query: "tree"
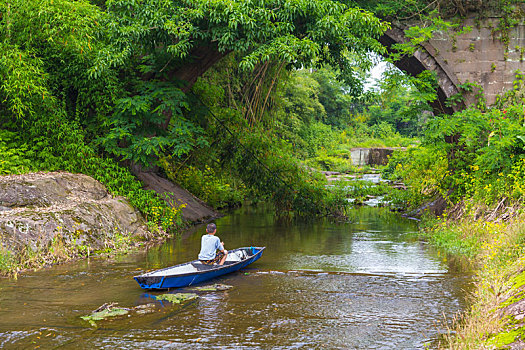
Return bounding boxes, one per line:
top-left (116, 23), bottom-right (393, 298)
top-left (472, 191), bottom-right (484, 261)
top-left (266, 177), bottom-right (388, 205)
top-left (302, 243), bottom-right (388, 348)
top-left (0, 0), bottom-right (390, 217)
top-left (100, 0), bottom-right (389, 89)
top-left (92, 0), bottom-right (390, 164)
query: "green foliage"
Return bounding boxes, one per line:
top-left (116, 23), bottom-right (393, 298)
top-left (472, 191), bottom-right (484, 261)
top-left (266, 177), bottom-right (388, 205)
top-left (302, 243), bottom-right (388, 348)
top-left (155, 293), bottom-right (198, 304)
top-left (306, 150), bottom-right (354, 173)
top-left (308, 67), bottom-right (359, 127)
top-left (97, 81), bottom-right (207, 167)
top-left (353, 0), bottom-right (523, 20)
top-left (0, 0), bottom-right (182, 231)
top-left (216, 125), bottom-right (348, 216)
top-left (26, 115), bottom-right (184, 232)
top-left (331, 178), bottom-right (391, 201)
top-left (298, 121), bottom-right (338, 157)
top-left (354, 69), bottom-right (437, 138)
top-left (161, 160), bottom-right (244, 209)
top-left (269, 66), bottom-right (420, 173)
top-left (387, 72), bottom-right (525, 210)
top-left (101, 0), bottom-right (389, 78)
top-left (419, 217), bottom-right (482, 257)
top-left (383, 145), bottom-right (448, 209)
top-left (424, 104), bottom-right (525, 204)
top-left (81, 307), bottom-right (129, 327)
top-left (0, 247), bottom-right (15, 274)
top-left (495, 71), bottom-right (525, 108)
top-left (277, 71), bottom-right (327, 127)
top-left (449, 81), bottom-right (487, 111)
top-left (390, 13), bottom-right (456, 59)
top-left (0, 0), bottom-right (428, 224)
top-left (0, 130), bottom-right (34, 175)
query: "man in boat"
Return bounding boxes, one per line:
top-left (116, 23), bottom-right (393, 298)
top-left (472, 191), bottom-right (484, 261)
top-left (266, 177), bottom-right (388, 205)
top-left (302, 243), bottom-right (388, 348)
top-left (198, 223), bottom-right (228, 265)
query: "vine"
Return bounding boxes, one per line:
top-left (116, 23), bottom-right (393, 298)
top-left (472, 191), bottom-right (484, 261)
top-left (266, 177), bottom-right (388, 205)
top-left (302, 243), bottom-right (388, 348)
top-left (446, 81), bottom-right (487, 111)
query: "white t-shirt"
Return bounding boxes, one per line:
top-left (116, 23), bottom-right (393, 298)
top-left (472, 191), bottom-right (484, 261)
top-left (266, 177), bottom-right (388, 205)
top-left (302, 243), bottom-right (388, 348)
top-left (198, 234), bottom-right (224, 260)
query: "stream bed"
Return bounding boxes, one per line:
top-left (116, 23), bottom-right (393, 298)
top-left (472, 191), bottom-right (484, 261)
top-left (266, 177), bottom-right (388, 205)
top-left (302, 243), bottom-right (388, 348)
top-left (0, 206), bottom-right (471, 349)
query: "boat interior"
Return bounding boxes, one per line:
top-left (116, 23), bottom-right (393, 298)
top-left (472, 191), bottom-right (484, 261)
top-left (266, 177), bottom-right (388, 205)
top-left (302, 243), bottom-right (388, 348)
top-left (145, 248), bottom-right (255, 276)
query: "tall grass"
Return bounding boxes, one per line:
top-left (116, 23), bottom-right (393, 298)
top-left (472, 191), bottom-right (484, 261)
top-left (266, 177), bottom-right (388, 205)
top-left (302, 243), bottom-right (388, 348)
top-left (427, 210), bottom-right (525, 349)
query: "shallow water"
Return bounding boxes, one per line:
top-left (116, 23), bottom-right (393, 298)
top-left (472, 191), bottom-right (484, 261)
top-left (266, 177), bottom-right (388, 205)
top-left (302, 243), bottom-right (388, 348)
top-left (0, 206), bottom-right (471, 349)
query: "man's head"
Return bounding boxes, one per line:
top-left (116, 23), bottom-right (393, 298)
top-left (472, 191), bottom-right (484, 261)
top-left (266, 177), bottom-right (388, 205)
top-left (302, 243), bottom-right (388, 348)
top-left (206, 223), bottom-right (217, 234)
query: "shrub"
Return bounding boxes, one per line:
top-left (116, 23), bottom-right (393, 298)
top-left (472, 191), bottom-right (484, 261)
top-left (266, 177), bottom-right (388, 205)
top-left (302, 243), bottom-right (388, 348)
top-left (0, 129), bottom-right (34, 175)
top-left (161, 160), bottom-right (245, 209)
top-left (383, 145), bottom-right (448, 209)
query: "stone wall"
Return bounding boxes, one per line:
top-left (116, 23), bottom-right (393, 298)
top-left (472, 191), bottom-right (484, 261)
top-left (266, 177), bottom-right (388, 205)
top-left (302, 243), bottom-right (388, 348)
top-left (430, 17), bottom-right (525, 106)
top-left (382, 17), bottom-right (525, 112)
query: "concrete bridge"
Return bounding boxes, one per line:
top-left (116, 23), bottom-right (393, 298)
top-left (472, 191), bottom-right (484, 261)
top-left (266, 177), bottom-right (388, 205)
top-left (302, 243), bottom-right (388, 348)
top-left (381, 17), bottom-right (525, 114)
top-left (173, 14), bottom-right (525, 115)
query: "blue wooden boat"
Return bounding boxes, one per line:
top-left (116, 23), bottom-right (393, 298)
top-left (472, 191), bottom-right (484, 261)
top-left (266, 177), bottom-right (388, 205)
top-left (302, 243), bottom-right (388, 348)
top-left (134, 246), bottom-right (265, 289)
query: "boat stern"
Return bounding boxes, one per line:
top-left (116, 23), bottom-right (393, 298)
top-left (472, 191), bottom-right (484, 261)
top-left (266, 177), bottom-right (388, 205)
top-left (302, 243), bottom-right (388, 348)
top-left (134, 275), bottom-right (164, 289)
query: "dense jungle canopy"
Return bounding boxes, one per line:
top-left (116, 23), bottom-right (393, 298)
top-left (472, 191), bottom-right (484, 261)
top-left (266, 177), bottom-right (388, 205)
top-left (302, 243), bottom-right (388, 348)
top-left (0, 0), bottom-right (393, 220)
top-left (1, 0), bottom-right (525, 224)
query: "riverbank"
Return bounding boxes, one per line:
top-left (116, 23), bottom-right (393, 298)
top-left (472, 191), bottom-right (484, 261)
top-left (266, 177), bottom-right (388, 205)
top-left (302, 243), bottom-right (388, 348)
top-left (0, 205), bottom-right (469, 349)
top-left (0, 172), bottom-right (220, 277)
top-left (420, 201), bottom-right (525, 349)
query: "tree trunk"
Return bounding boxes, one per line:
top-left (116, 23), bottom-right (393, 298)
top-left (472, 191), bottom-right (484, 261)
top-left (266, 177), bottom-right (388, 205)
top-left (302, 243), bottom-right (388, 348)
top-left (169, 45), bottom-right (230, 92)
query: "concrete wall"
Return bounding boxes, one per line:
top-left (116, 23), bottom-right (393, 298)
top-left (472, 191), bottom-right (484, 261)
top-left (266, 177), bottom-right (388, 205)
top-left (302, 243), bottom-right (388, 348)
top-left (350, 148), bottom-right (397, 166)
top-left (429, 17), bottom-right (525, 106)
top-left (351, 148), bottom-right (370, 166)
top-left (382, 17), bottom-right (525, 111)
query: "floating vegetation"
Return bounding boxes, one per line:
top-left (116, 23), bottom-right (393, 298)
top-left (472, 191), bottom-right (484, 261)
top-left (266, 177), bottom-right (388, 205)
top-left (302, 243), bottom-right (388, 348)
top-left (155, 293), bottom-right (198, 304)
top-left (80, 302), bottom-right (162, 326)
top-left (190, 284), bottom-right (233, 292)
top-left (80, 303), bottom-right (129, 327)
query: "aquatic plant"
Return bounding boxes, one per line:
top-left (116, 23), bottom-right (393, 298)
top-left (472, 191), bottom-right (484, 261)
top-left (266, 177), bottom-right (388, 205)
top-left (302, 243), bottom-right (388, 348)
top-left (155, 293), bottom-right (198, 304)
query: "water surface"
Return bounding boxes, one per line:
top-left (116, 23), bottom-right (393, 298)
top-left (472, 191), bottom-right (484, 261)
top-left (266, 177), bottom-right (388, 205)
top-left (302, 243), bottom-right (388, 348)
top-left (0, 206), bottom-right (471, 349)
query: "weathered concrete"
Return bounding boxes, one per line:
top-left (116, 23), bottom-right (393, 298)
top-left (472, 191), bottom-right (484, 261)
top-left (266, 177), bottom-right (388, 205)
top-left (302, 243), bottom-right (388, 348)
top-left (350, 148), bottom-right (400, 166)
top-left (429, 17), bottom-right (525, 107)
top-left (350, 148), bottom-right (370, 167)
top-left (381, 16), bottom-right (525, 113)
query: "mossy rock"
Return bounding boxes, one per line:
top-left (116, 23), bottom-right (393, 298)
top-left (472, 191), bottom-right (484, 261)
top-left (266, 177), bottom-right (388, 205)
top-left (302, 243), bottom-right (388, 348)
top-left (155, 293), bottom-right (198, 304)
top-left (81, 307), bottom-right (129, 326)
top-left (134, 303), bottom-right (157, 315)
top-left (191, 284), bottom-right (233, 292)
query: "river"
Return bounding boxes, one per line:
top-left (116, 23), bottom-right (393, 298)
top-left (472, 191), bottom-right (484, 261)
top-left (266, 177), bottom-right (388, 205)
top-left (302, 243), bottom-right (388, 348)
top-left (0, 206), bottom-right (471, 349)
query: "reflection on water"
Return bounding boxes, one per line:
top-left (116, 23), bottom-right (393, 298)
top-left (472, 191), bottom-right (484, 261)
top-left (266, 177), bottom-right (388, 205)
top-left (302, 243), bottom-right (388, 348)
top-left (0, 206), bottom-right (471, 349)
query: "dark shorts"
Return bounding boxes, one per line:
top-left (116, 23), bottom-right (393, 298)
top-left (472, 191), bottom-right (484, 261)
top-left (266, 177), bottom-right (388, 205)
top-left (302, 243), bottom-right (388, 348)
top-left (200, 251), bottom-right (225, 265)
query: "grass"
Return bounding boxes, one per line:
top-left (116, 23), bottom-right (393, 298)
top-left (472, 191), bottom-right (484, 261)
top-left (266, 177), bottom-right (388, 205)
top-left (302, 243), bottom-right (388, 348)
top-left (0, 229), bottom-right (148, 277)
top-left (0, 246), bottom-right (15, 273)
top-left (423, 208), bottom-right (525, 349)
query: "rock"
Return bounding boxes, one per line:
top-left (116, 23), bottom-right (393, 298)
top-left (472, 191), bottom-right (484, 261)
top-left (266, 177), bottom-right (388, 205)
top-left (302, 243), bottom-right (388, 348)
top-left (133, 170), bottom-right (221, 223)
top-left (321, 171), bottom-right (341, 176)
top-left (80, 302), bottom-right (160, 326)
top-left (133, 303), bottom-right (157, 315)
top-left (155, 293), bottom-right (198, 304)
top-left (0, 172), bottom-right (149, 255)
top-left (0, 172), bottom-right (107, 208)
top-left (191, 283), bottom-right (233, 292)
top-left (81, 303), bottom-right (129, 326)
top-left (408, 192), bottom-right (450, 218)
